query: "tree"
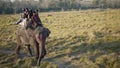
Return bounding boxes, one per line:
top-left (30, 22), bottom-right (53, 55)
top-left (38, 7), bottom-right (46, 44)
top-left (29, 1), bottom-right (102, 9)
top-left (92, 0), bottom-right (100, 8)
top-left (100, 0), bottom-right (107, 8)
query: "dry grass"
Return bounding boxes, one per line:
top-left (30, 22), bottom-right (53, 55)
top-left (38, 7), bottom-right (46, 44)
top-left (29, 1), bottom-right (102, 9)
top-left (0, 9), bottom-right (120, 68)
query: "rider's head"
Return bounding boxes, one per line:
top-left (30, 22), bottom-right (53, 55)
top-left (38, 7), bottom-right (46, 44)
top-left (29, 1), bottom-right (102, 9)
top-left (25, 8), bottom-right (29, 11)
top-left (22, 8), bottom-right (26, 14)
top-left (28, 9), bottom-right (33, 18)
top-left (35, 9), bottom-right (38, 12)
top-left (33, 11), bottom-right (38, 18)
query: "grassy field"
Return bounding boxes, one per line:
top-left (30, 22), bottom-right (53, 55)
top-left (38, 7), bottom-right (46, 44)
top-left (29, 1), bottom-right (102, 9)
top-left (0, 9), bottom-right (120, 68)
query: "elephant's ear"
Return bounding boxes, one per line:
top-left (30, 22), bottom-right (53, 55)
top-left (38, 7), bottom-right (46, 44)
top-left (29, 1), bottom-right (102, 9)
top-left (45, 28), bottom-right (51, 37)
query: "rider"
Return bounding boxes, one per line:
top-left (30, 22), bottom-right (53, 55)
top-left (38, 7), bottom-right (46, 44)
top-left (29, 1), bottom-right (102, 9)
top-left (32, 10), bottom-right (43, 27)
top-left (25, 9), bottom-right (43, 29)
top-left (16, 8), bottom-right (43, 30)
top-left (16, 8), bottom-right (29, 24)
top-left (35, 9), bottom-right (42, 26)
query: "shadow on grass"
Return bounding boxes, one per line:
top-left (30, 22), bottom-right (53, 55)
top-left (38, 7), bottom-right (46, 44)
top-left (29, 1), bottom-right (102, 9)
top-left (0, 35), bottom-right (120, 68)
top-left (47, 35), bottom-right (120, 56)
top-left (45, 36), bottom-right (120, 68)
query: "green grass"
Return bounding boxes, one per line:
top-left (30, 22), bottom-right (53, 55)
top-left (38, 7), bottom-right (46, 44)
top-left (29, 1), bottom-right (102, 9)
top-left (0, 9), bottom-right (120, 68)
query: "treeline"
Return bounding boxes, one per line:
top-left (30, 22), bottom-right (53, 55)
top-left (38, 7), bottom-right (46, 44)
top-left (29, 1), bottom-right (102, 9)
top-left (0, 0), bottom-right (120, 14)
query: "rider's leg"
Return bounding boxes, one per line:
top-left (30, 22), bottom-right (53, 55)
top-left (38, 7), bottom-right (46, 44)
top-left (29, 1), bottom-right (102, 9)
top-left (16, 18), bottom-right (24, 24)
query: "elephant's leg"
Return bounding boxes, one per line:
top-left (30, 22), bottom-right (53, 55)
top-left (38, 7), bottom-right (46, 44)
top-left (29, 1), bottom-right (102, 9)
top-left (16, 44), bottom-right (21, 55)
top-left (36, 34), bottom-right (47, 66)
top-left (30, 38), bottom-right (39, 59)
top-left (26, 44), bottom-right (32, 56)
top-left (36, 42), bottom-right (44, 66)
top-left (35, 42), bottom-right (39, 59)
top-left (16, 35), bottom-right (22, 55)
top-left (32, 42), bottom-right (39, 59)
top-left (41, 46), bottom-right (46, 59)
